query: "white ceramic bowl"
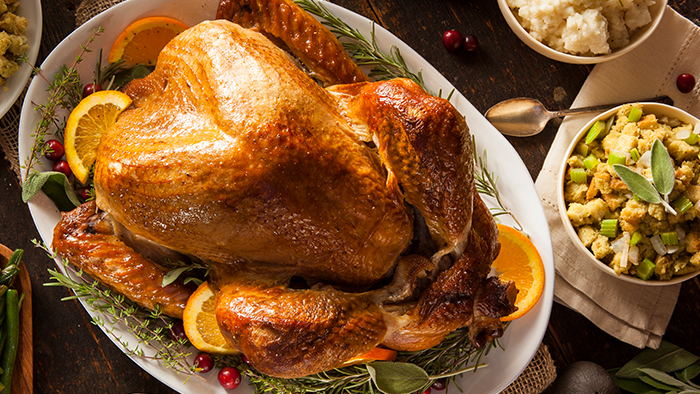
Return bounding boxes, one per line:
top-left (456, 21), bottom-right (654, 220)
top-left (557, 103), bottom-right (700, 286)
top-left (496, 0), bottom-right (667, 64)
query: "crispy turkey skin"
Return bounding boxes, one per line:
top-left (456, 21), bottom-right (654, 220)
top-left (53, 10), bottom-right (517, 379)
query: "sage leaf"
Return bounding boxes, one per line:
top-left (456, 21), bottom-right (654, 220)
top-left (22, 171), bottom-right (80, 211)
top-left (678, 391), bottom-right (700, 394)
top-left (367, 362), bottom-right (429, 394)
top-left (676, 360), bottom-right (700, 382)
top-left (112, 64), bottom-right (154, 90)
top-left (162, 267), bottom-right (190, 287)
top-left (613, 164), bottom-right (662, 204)
top-left (639, 374), bottom-right (685, 391)
top-left (651, 138), bottom-right (675, 196)
top-left (611, 374), bottom-right (662, 394)
top-left (617, 341), bottom-right (700, 379)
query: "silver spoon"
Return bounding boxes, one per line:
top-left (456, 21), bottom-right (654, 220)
top-left (485, 95), bottom-right (672, 137)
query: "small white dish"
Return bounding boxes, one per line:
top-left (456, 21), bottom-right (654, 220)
top-left (558, 103), bottom-right (700, 286)
top-left (0, 0), bottom-right (42, 118)
top-left (496, 0), bottom-right (667, 64)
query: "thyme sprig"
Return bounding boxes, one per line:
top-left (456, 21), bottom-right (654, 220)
top-left (294, 0), bottom-right (428, 92)
top-left (213, 327), bottom-right (499, 394)
top-left (36, 241), bottom-right (196, 377)
top-left (473, 137), bottom-right (522, 230)
top-left (21, 28), bottom-right (104, 183)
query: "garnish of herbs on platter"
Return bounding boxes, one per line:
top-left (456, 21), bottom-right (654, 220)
top-left (18, 1), bottom-right (546, 393)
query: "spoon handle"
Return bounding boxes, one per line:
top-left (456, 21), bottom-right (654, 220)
top-left (549, 95), bottom-right (673, 118)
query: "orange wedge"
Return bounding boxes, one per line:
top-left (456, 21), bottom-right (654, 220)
top-left (493, 224), bottom-right (545, 321)
top-left (183, 282), bottom-right (239, 355)
top-left (108, 16), bottom-right (188, 66)
top-left (64, 90), bottom-right (132, 184)
top-left (338, 347), bottom-right (398, 367)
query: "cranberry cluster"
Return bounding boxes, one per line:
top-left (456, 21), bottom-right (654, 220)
top-left (442, 30), bottom-right (478, 53)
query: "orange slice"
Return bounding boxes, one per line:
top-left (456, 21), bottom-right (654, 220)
top-left (108, 16), bottom-right (188, 66)
top-left (183, 282), bottom-right (239, 355)
top-left (64, 90), bottom-right (132, 184)
top-left (493, 224), bottom-right (545, 321)
top-left (338, 347), bottom-right (398, 367)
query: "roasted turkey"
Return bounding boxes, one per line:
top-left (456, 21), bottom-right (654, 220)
top-left (52, 0), bottom-right (517, 379)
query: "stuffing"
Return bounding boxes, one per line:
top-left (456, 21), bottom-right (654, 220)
top-left (564, 103), bottom-right (700, 280)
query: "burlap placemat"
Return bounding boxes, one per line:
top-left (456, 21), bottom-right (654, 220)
top-left (0, 87), bottom-right (24, 180)
top-left (0, 0), bottom-right (558, 392)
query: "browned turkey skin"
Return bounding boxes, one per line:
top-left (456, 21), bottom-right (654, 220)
top-left (51, 0), bottom-right (517, 379)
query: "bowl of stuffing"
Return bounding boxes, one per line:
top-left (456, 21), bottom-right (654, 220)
top-left (497, 0), bottom-right (667, 64)
top-left (558, 103), bottom-right (700, 285)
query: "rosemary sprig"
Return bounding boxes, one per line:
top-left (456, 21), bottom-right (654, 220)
top-left (294, 0), bottom-right (428, 92)
top-left (21, 28), bottom-right (104, 183)
top-left (37, 241), bottom-right (196, 376)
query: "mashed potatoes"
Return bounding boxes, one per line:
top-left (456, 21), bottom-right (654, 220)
top-left (506, 0), bottom-right (656, 56)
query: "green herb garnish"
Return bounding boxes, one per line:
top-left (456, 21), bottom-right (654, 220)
top-left (296, 0), bottom-right (427, 92)
top-left (611, 340), bottom-right (700, 390)
top-left (613, 139), bottom-right (677, 214)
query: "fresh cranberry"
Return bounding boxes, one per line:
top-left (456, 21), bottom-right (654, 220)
top-left (169, 320), bottom-right (186, 341)
top-left (442, 30), bottom-right (463, 52)
top-left (218, 366), bottom-right (242, 390)
top-left (241, 354), bottom-right (250, 364)
top-left (677, 73), bottom-right (696, 93)
top-left (463, 34), bottom-right (478, 51)
top-left (82, 83), bottom-right (103, 98)
top-left (194, 353), bottom-right (214, 373)
top-left (431, 378), bottom-right (447, 390)
top-left (421, 388), bottom-right (432, 394)
top-left (44, 139), bottom-right (65, 161)
top-left (80, 188), bottom-right (92, 201)
top-left (52, 160), bottom-right (71, 177)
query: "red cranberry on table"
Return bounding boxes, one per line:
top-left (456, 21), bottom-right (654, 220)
top-left (194, 353), bottom-right (214, 373)
top-left (677, 73), bottom-right (696, 93)
top-left (218, 366), bottom-right (242, 390)
top-left (52, 160), bottom-right (71, 177)
top-left (463, 34), bottom-right (478, 51)
top-left (44, 139), bottom-right (65, 161)
top-left (442, 29), bottom-right (463, 52)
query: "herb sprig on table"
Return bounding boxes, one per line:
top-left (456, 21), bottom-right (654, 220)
top-left (609, 341), bottom-right (700, 394)
top-left (295, 0), bottom-right (428, 92)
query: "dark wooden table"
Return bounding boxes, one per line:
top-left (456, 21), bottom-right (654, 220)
top-left (1, 0), bottom-right (699, 392)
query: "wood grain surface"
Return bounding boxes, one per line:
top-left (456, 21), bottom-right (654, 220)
top-left (0, 245), bottom-right (32, 394)
top-left (0, 0), bottom-right (697, 393)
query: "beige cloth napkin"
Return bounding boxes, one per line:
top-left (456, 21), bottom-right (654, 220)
top-left (536, 6), bottom-right (700, 349)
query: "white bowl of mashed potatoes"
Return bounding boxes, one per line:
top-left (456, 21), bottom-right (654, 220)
top-left (558, 103), bottom-right (700, 285)
top-left (497, 0), bottom-right (667, 64)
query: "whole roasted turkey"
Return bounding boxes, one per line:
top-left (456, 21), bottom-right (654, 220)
top-left (52, 0), bottom-right (517, 379)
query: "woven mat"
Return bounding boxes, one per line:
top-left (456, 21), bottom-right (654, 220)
top-left (1, 0), bottom-right (558, 392)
